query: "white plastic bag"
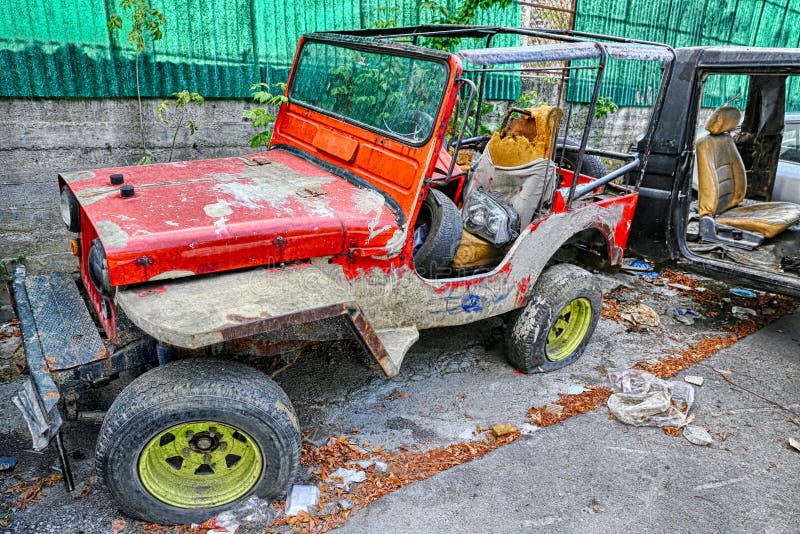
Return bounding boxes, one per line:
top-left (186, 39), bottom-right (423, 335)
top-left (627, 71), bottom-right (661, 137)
top-left (607, 369), bottom-right (695, 427)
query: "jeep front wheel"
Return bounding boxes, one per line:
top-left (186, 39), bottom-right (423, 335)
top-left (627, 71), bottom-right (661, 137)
top-left (506, 264), bottom-right (602, 373)
top-left (95, 359), bottom-right (301, 525)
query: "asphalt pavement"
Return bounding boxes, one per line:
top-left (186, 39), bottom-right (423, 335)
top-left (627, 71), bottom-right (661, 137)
top-left (342, 310), bottom-right (800, 533)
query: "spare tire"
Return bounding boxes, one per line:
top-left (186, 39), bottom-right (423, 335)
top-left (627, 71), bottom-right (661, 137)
top-left (555, 137), bottom-right (607, 179)
top-left (413, 189), bottom-right (462, 278)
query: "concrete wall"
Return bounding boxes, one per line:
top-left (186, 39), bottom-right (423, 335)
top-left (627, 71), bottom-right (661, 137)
top-left (1, 98), bottom-right (255, 273)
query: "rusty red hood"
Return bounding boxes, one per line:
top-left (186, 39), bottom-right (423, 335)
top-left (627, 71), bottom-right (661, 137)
top-left (61, 149), bottom-right (402, 287)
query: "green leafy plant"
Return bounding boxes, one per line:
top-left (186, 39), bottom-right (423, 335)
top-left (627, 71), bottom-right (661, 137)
top-left (0, 253), bottom-right (26, 282)
top-left (157, 90), bottom-right (204, 162)
top-left (107, 0), bottom-right (167, 165)
top-left (242, 83), bottom-right (288, 148)
top-left (371, 6), bottom-right (399, 29)
top-left (420, 0), bottom-right (513, 50)
top-left (593, 96), bottom-right (619, 120)
top-left (517, 90), bottom-right (548, 109)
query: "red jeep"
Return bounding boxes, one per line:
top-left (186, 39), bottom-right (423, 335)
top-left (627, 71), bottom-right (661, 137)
top-left (9, 27), bottom-right (673, 523)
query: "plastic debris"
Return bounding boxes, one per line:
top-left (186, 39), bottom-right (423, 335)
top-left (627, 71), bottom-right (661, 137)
top-left (491, 423), bottom-right (518, 438)
top-left (374, 461), bottom-right (388, 472)
top-left (0, 456), bottom-right (17, 471)
top-left (337, 499), bottom-right (354, 510)
top-left (326, 467), bottom-right (366, 490)
top-left (684, 375), bottom-right (704, 386)
top-left (607, 369), bottom-right (694, 427)
top-left (195, 496), bottom-right (277, 533)
top-left (731, 306), bottom-right (757, 319)
top-left (458, 427), bottom-right (477, 441)
top-left (519, 423), bottom-right (539, 435)
top-left (621, 259), bottom-right (660, 277)
top-left (285, 485), bottom-right (320, 516)
top-left (620, 303), bottom-right (661, 328)
top-left (682, 425), bottom-right (713, 446)
top-left (673, 307), bottom-right (702, 325)
top-left (567, 384), bottom-right (586, 395)
top-left (730, 287), bottom-right (757, 298)
top-left (789, 438), bottom-right (800, 453)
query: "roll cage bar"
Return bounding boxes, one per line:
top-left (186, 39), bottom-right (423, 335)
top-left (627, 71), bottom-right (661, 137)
top-left (327, 25), bottom-right (676, 207)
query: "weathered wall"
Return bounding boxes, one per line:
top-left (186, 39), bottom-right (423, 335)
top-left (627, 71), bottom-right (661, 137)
top-left (0, 98), bottom-right (255, 273)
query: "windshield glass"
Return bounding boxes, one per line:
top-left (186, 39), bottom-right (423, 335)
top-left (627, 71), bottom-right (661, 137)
top-left (290, 40), bottom-right (449, 145)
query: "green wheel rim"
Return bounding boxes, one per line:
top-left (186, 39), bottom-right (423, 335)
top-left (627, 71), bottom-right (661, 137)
top-left (138, 421), bottom-right (263, 508)
top-left (545, 298), bottom-right (593, 361)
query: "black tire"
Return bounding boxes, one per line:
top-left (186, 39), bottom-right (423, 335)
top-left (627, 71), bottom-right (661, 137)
top-left (414, 189), bottom-right (463, 278)
top-left (556, 137), bottom-right (607, 179)
top-left (506, 264), bottom-right (602, 373)
top-left (95, 359), bottom-right (301, 525)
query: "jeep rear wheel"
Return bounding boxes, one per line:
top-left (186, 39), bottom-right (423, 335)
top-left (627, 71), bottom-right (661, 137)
top-left (95, 359), bottom-right (301, 525)
top-left (506, 264), bottom-right (602, 373)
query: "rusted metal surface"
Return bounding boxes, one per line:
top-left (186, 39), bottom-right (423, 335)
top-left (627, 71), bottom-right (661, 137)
top-left (9, 265), bottom-right (63, 449)
top-left (62, 150), bottom-right (402, 288)
top-left (24, 273), bottom-right (108, 371)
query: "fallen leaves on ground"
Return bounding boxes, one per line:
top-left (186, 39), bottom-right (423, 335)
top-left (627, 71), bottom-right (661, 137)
top-left (662, 426), bottom-right (681, 437)
top-left (529, 387), bottom-right (611, 428)
top-left (268, 431), bottom-right (519, 533)
top-left (3, 473), bottom-right (62, 510)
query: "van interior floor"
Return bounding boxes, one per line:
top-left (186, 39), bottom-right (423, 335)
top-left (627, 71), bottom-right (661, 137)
top-left (686, 220), bottom-right (800, 276)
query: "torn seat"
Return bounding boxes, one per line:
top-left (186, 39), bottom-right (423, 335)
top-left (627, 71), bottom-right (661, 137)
top-left (695, 106), bottom-right (800, 249)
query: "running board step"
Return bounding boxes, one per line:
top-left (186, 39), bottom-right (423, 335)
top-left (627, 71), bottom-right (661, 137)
top-left (25, 273), bottom-right (108, 371)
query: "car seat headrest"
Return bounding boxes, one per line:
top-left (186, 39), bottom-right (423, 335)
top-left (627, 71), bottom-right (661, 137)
top-left (705, 106), bottom-right (741, 135)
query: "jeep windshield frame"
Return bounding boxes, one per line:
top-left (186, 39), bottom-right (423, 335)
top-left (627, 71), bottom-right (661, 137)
top-left (287, 34), bottom-right (452, 147)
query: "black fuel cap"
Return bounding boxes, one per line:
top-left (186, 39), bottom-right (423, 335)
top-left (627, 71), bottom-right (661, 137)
top-left (120, 184), bottom-right (135, 198)
top-left (110, 173), bottom-right (124, 185)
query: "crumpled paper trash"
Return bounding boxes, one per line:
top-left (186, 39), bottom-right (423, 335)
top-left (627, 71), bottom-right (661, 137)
top-left (325, 467), bottom-right (366, 490)
top-left (607, 369), bottom-right (695, 427)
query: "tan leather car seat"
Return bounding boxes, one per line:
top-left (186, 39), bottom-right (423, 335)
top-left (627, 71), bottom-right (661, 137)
top-left (696, 106), bottom-right (800, 238)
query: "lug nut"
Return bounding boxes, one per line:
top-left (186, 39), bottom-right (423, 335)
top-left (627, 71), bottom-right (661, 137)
top-left (220, 442), bottom-right (227, 452)
top-left (110, 173), bottom-right (124, 185)
top-left (120, 184), bottom-right (135, 198)
top-left (204, 453), bottom-right (211, 465)
top-left (182, 447), bottom-right (190, 458)
top-left (208, 426), bottom-right (217, 437)
top-left (186, 430), bottom-right (194, 440)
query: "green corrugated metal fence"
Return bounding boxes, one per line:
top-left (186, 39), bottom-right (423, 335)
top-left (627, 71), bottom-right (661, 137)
top-left (571, 0), bottom-right (800, 109)
top-left (0, 0), bottom-right (520, 100)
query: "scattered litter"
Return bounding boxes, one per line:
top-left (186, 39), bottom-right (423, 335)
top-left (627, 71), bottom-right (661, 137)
top-left (567, 384), bottom-right (586, 395)
top-left (111, 519), bottom-right (126, 532)
top-left (351, 459), bottom-right (376, 469)
top-left (673, 307), bottom-right (702, 325)
top-left (607, 369), bottom-right (694, 427)
top-left (458, 427), bottom-right (477, 440)
top-left (667, 283), bottom-right (693, 291)
top-left (684, 375), bottom-right (704, 386)
top-left (620, 303), bottom-right (661, 328)
top-left (622, 259), bottom-right (660, 278)
top-left (348, 458), bottom-right (388, 472)
top-left (682, 425), bottom-right (713, 446)
top-left (519, 423), bottom-right (538, 435)
top-left (491, 423), bottom-right (518, 438)
top-left (338, 498), bottom-right (354, 510)
top-left (789, 438), bottom-right (800, 453)
top-left (325, 467), bottom-right (366, 490)
top-left (0, 456), bottom-right (16, 471)
top-left (195, 496), bottom-right (277, 533)
top-left (731, 306), bottom-right (757, 319)
top-left (285, 485), bottom-right (320, 516)
top-left (544, 403), bottom-right (564, 414)
top-left (730, 287), bottom-right (757, 298)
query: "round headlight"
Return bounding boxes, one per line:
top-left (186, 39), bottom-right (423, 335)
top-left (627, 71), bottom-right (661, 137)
top-left (60, 187), bottom-right (81, 232)
top-left (88, 239), bottom-right (113, 294)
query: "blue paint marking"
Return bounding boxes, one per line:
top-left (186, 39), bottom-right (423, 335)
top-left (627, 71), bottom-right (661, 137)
top-left (461, 293), bottom-right (484, 313)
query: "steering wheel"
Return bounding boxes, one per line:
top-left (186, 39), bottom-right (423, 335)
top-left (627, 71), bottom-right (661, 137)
top-left (383, 110), bottom-right (434, 142)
